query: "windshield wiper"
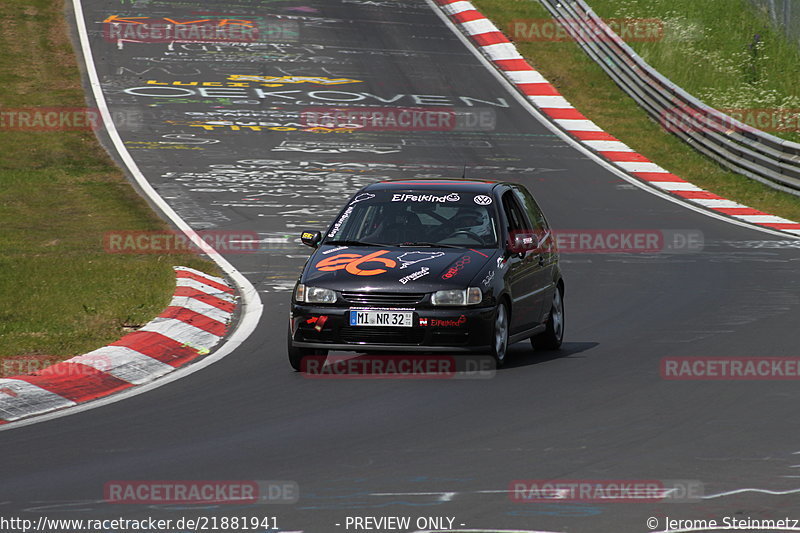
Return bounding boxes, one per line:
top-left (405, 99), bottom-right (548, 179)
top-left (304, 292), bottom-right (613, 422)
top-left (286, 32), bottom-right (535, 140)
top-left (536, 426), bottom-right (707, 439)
top-left (399, 241), bottom-right (463, 249)
top-left (324, 239), bottom-right (384, 247)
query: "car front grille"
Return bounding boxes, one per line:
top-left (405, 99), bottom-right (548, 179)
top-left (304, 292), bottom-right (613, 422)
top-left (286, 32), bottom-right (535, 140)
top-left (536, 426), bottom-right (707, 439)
top-left (340, 326), bottom-right (425, 345)
top-left (341, 291), bottom-right (425, 306)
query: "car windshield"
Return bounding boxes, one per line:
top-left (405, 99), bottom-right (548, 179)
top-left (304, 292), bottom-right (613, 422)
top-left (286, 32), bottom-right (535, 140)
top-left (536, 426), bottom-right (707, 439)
top-left (325, 190), bottom-right (499, 247)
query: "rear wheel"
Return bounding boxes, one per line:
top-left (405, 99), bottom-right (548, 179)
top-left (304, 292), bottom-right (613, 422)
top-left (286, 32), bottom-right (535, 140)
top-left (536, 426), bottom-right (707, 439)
top-left (287, 328), bottom-right (328, 371)
top-left (490, 302), bottom-right (509, 367)
top-left (533, 285), bottom-right (564, 350)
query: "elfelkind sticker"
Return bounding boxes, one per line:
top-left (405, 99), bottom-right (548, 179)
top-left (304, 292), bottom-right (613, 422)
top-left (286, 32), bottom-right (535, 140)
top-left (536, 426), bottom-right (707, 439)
top-left (419, 315), bottom-right (467, 327)
top-left (392, 193), bottom-right (460, 203)
top-left (397, 251), bottom-right (445, 269)
top-left (399, 267), bottom-right (430, 285)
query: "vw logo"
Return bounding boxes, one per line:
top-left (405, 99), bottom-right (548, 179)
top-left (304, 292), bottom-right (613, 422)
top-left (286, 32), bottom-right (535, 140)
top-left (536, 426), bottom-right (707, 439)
top-left (474, 195), bottom-right (493, 205)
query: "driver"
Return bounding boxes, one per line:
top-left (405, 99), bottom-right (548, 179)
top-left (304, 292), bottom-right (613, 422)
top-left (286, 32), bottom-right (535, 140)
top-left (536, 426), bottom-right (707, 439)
top-left (364, 204), bottom-right (424, 243)
top-left (450, 207), bottom-right (493, 240)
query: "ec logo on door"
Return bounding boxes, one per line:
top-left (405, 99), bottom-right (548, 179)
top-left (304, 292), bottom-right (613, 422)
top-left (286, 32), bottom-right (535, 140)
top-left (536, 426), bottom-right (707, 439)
top-left (315, 250), bottom-right (397, 276)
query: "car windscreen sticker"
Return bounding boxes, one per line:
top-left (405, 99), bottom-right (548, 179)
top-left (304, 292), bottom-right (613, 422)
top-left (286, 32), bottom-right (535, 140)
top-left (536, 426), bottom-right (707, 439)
top-left (327, 205), bottom-right (353, 237)
top-left (397, 250), bottom-right (445, 269)
top-left (391, 192), bottom-right (460, 202)
top-left (349, 192), bottom-right (375, 204)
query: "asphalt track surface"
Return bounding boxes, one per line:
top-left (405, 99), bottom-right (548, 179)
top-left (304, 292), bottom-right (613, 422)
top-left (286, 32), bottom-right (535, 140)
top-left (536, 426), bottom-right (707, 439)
top-left (1, 1), bottom-right (799, 532)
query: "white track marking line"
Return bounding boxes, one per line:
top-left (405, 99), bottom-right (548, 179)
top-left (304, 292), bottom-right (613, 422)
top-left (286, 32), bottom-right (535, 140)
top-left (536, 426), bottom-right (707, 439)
top-left (703, 486), bottom-right (800, 498)
top-left (371, 485), bottom-right (800, 501)
top-left (649, 181), bottom-right (704, 192)
top-left (582, 140), bottom-right (636, 152)
top-left (552, 118), bottom-right (604, 131)
top-left (70, 346), bottom-right (174, 385)
top-left (174, 265), bottom-right (228, 285)
top-left (481, 43), bottom-right (524, 61)
top-left (462, 19), bottom-right (500, 36)
top-left (176, 278), bottom-right (236, 302)
top-left (138, 318), bottom-right (221, 349)
top-left (167, 295), bottom-right (232, 323)
top-left (440, 1), bottom-right (473, 15)
top-left (528, 95), bottom-right (572, 108)
top-left (0, 380), bottom-right (76, 421)
top-left (506, 70), bottom-right (548, 84)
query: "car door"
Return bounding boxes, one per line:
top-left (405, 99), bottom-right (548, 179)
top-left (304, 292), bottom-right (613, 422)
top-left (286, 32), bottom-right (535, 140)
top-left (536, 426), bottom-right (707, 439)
top-left (511, 185), bottom-right (557, 326)
top-left (500, 190), bottom-right (543, 334)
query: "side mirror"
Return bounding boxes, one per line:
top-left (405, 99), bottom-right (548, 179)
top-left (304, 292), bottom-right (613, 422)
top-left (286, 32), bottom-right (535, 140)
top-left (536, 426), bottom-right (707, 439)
top-left (508, 232), bottom-right (538, 255)
top-left (300, 230), bottom-right (322, 248)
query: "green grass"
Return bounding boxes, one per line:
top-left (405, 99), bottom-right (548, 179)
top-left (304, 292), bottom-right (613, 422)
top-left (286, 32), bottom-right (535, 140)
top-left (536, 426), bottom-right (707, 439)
top-left (591, 0), bottom-right (800, 144)
top-left (0, 1), bottom-right (215, 358)
top-left (472, 0), bottom-right (800, 222)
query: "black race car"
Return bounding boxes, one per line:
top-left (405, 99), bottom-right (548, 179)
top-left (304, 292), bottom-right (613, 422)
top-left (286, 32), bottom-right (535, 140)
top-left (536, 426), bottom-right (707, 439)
top-left (288, 179), bottom-right (564, 369)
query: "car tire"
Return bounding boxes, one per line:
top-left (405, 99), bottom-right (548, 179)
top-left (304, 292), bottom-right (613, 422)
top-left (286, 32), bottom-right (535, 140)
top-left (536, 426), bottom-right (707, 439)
top-left (533, 284), bottom-right (564, 350)
top-left (490, 302), bottom-right (510, 368)
top-left (287, 328), bottom-right (328, 371)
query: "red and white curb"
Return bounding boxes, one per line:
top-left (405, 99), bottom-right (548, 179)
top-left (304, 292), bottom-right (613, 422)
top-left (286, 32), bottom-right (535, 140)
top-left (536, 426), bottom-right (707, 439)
top-left (434, 0), bottom-right (800, 237)
top-left (0, 266), bottom-right (235, 425)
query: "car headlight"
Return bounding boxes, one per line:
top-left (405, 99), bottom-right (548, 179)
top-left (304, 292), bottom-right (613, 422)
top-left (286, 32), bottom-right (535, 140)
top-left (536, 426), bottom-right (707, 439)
top-left (295, 284), bottom-right (337, 304)
top-left (431, 287), bottom-right (482, 306)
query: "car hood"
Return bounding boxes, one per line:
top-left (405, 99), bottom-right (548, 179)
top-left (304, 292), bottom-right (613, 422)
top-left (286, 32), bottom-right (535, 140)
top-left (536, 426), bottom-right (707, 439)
top-left (302, 245), bottom-right (497, 292)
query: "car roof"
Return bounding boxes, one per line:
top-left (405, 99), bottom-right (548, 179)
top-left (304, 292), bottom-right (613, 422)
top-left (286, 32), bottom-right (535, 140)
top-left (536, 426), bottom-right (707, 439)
top-left (364, 178), bottom-right (502, 193)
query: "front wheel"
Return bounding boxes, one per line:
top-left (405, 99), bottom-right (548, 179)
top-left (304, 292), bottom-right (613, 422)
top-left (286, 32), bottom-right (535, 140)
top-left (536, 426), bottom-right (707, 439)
top-left (490, 302), bottom-right (510, 367)
top-left (287, 328), bottom-right (328, 371)
top-left (533, 285), bottom-right (564, 350)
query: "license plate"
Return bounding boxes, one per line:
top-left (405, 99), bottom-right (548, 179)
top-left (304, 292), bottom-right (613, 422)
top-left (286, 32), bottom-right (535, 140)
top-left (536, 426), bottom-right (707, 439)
top-left (349, 310), bottom-right (413, 327)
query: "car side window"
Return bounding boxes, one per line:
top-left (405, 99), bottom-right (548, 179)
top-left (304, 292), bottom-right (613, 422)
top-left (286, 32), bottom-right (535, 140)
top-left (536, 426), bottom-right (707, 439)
top-left (512, 186), bottom-right (546, 230)
top-left (501, 191), bottom-right (532, 241)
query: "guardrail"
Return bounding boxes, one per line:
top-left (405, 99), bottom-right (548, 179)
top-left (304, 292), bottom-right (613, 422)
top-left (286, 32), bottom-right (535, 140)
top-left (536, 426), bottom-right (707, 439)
top-left (537, 0), bottom-right (800, 196)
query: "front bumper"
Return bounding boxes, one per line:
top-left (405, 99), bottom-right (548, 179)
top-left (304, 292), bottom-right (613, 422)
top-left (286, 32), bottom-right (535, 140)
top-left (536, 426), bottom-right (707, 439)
top-left (290, 304), bottom-right (495, 353)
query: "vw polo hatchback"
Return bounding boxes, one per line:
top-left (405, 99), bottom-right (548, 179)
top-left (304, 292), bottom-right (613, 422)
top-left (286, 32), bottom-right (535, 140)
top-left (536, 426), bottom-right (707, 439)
top-left (288, 179), bottom-right (564, 369)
